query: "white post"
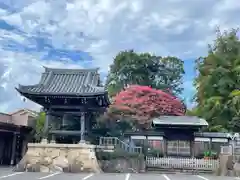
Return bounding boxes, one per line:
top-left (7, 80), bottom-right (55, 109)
top-left (227, 133), bottom-right (239, 156)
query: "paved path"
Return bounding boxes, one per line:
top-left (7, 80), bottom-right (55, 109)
top-left (0, 172), bottom-right (238, 180)
top-left (0, 169), bottom-right (238, 180)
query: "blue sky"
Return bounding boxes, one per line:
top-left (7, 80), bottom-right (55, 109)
top-left (0, 0), bottom-right (239, 113)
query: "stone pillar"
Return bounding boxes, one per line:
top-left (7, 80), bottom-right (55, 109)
top-left (79, 112), bottom-right (85, 143)
top-left (10, 132), bottom-right (17, 165)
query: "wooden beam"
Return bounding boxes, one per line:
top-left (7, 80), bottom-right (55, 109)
top-left (0, 129), bottom-right (11, 132)
top-left (50, 105), bottom-right (106, 110)
top-left (49, 130), bottom-right (82, 136)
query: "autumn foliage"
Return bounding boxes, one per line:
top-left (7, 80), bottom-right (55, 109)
top-left (105, 85), bottom-right (186, 128)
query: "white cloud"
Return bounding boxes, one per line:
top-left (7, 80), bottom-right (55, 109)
top-left (0, 0), bottom-right (240, 112)
top-left (0, 50), bottom-right (84, 112)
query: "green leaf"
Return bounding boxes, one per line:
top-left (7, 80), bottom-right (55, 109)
top-left (229, 90), bottom-right (240, 97)
top-left (233, 65), bottom-right (240, 72)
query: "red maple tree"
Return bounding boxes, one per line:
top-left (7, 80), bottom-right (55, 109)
top-left (105, 85), bottom-right (186, 128)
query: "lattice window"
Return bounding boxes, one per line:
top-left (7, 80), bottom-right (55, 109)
top-left (167, 140), bottom-right (190, 156)
top-left (148, 140), bottom-right (163, 150)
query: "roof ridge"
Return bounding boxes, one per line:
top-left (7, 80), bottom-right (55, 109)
top-left (16, 67), bottom-right (107, 96)
top-left (44, 66), bottom-right (100, 73)
top-left (9, 108), bottom-right (38, 116)
top-left (0, 112), bottom-right (11, 116)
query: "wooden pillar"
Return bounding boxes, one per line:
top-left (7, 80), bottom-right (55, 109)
top-left (62, 114), bottom-right (67, 128)
top-left (190, 140), bottom-right (195, 157)
top-left (10, 132), bottom-right (17, 165)
top-left (0, 137), bottom-right (4, 165)
top-left (85, 112), bottom-right (90, 136)
top-left (42, 111), bottom-right (50, 142)
top-left (21, 136), bottom-right (28, 157)
top-left (210, 138), bottom-right (212, 151)
top-left (79, 112), bottom-right (85, 143)
top-left (163, 138), bottom-right (167, 157)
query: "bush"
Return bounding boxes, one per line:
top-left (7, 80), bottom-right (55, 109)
top-left (146, 149), bottom-right (164, 157)
top-left (96, 149), bottom-right (144, 161)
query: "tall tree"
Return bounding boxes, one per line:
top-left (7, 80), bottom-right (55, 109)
top-left (106, 50), bottom-right (185, 97)
top-left (194, 28), bottom-right (240, 132)
top-left (34, 111), bottom-right (46, 142)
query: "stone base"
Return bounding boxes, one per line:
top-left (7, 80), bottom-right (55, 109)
top-left (41, 138), bottom-right (48, 144)
top-left (14, 142), bottom-right (101, 173)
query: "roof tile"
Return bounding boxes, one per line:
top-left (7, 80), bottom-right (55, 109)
top-left (17, 67), bottom-right (106, 95)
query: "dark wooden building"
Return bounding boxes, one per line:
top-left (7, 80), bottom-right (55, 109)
top-left (0, 110), bottom-right (35, 166)
top-left (16, 67), bottom-right (110, 143)
top-left (126, 116), bottom-right (230, 157)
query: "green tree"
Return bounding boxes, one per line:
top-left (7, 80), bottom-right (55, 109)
top-left (34, 111), bottom-right (46, 142)
top-left (106, 50), bottom-right (185, 97)
top-left (186, 107), bottom-right (200, 116)
top-left (194, 28), bottom-right (240, 132)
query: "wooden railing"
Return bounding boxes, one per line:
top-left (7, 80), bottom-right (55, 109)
top-left (220, 145), bottom-right (232, 154)
top-left (99, 137), bottom-right (142, 154)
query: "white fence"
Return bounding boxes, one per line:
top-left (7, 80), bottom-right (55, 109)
top-left (146, 157), bottom-right (219, 171)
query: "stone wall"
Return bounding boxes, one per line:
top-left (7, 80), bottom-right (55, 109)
top-left (14, 142), bottom-right (101, 173)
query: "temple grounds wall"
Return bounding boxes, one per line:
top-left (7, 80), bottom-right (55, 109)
top-left (14, 141), bottom-right (102, 173)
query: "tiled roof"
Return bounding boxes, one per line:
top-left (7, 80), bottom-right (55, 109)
top-left (16, 67), bottom-right (106, 96)
top-left (152, 116), bottom-right (208, 127)
top-left (194, 132), bottom-right (229, 138)
top-left (10, 109), bottom-right (38, 117)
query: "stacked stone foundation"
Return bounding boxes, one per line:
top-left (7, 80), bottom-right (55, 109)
top-left (14, 142), bottom-right (101, 173)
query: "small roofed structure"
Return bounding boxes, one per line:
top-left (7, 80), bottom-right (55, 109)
top-left (152, 116), bottom-right (208, 157)
top-left (152, 116), bottom-right (208, 128)
top-left (16, 67), bottom-right (110, 143)
top-left (126, 116), bottom-right (230, 157)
